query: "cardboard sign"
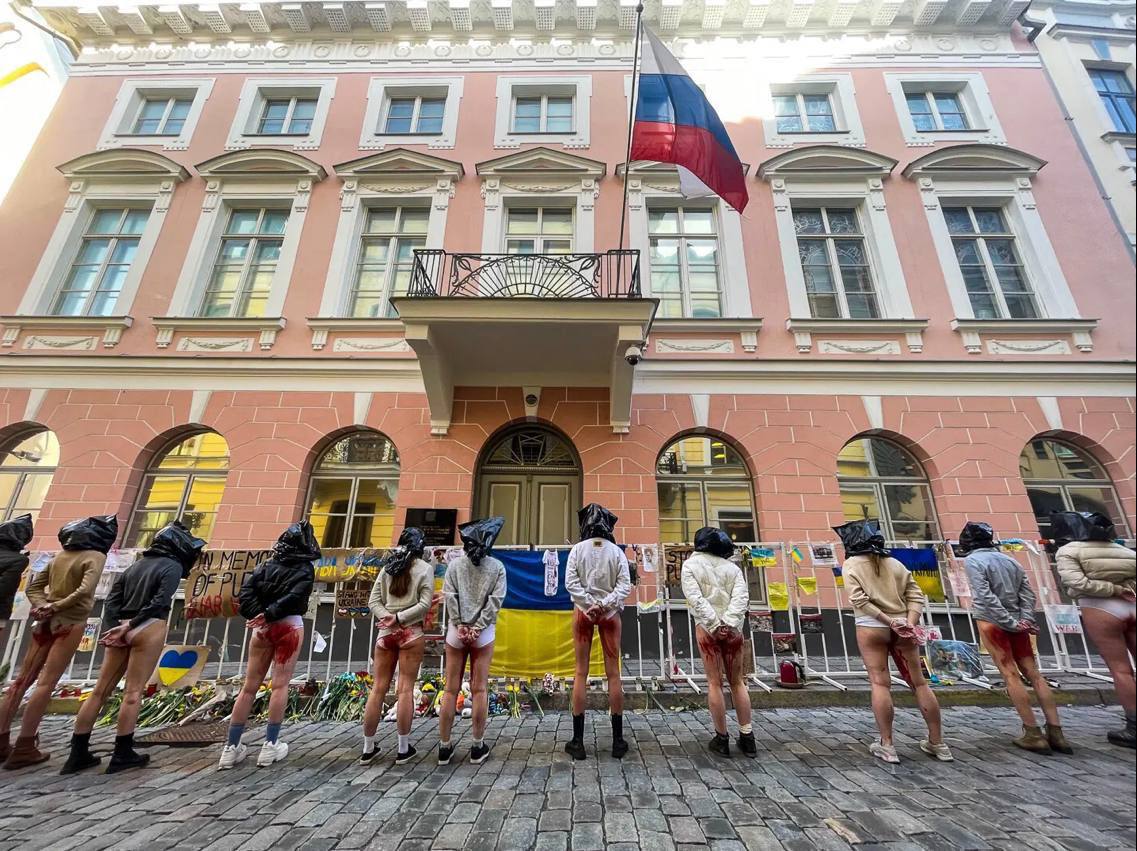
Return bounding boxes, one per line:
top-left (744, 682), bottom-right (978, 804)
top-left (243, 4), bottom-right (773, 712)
top-left (150, 645), bottom-right (210, 689)
top-left (663, 544), bottom-right (694, 588)
top-left (183, 549), bottom-right (274, 619)
top-left (335, 580), bottom-right (371, 618)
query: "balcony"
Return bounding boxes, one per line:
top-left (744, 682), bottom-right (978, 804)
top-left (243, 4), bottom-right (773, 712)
top-left (392, 250), bottom-right (657, 436)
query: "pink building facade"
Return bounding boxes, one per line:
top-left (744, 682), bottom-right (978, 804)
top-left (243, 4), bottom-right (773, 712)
top-left (1, 0), bottom-right (1134, 569)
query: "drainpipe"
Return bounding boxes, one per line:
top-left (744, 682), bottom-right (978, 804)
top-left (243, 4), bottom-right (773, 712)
top-left (1019, 7), bottom-right (1136, 262)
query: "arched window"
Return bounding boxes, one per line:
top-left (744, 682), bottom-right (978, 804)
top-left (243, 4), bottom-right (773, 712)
top-left (305, 431), bottom-right (400, 548)
top-left (657, 436), bottom-right (756, 544)
top-left (127, 432), bottom-right (229, 547)
top-left (0, 429), bottom-right (59, 523)
top-left (838, 437), bottom-right (939, 541)
top-left (1020, 438), bottom-right (1129, 538)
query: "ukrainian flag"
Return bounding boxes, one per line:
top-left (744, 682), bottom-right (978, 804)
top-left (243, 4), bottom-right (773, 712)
top-left (490, 550), bottom-right (604, 678)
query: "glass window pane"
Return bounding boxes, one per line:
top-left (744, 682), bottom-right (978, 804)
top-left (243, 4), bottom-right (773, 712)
top-left (418, 98), bottom-right (445, 118)
top-left (76, 238), bottom-right (110, 264)
top-left (953, 239), bottom-right (983, 265)
top-left (387, 98), bottom-right (414, 118)
top-left (793, 210), bottom-right (824, 234)
top-left (261, 210), bottom-right (288, 234)
top-left (291, 99), bottom-right (317, 120)
top-left (686, 239), bottom-right (718, 265)
top-left (943, 208), bottom-right (975, 234)
top-left (906, 93), bottom-right (932, 114)
top-left (546, 97), bottom-right (573, 116)
top-left (974, 208), bottom-right (1007, 234)
top-left (121, 209), bottom-right (149, 235)
top-left (648, 209), bottom-right (679, 234)
top-left (1003, 294), bottom-right (1038, 319)
top-left (227, 210), bottom-right (261, 235)
top-left (682, 210), bottom-right (715, 234)
top-left (912, 112), bottom-right (936, 132)
top-left (62, 264), bottom-right (99, 294)
top-left (399, 208), bottom-right (429, 234)
top-left (385, 115), bottom-right (413, 133)
top-left (776, 116), bottom-right (805, 132)
top-left (826, 211), bottom-right (859, 234)
top-left (834, 239), bottom-right (868, 267)
top-left (507, 209), bottom-right (538, 234)
top-left (807, 293), bottom-right (841, 318)
top-left (840, 485), bottom-right (883, 526)
top-left (773, 95), bottom-right (798, 117)
top-left (807, 113), bottom-right (837, 132)
top-left (366, 208), bottom-right (398, 233)
top-left (88, 209), bottom-right (123, 234)
top-left (541, 209), bottom-right (573, 234)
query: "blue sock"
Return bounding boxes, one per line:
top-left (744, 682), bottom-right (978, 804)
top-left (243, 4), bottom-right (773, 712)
top-left (265, 722), bottom-right (282, 744)
top-left (227, 724), bottom-right (245, 747)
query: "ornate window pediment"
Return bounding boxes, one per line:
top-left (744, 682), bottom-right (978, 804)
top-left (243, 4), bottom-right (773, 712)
top-left (57, 148), bottom-right (190, 182)
top-left (195, 149), bottom-right (326, 181)
top-left (757, 145), bottom-right (897, 180)
top-left (902, 144), bottom-right (1047, 179)
top-left (334, 148), bottom-right (464, 181)
top-left (476, 146), bottom-right (606, 180)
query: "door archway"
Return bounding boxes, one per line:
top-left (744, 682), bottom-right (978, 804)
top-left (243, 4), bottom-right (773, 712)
top-left (474, 425), bottom-right (582, 547)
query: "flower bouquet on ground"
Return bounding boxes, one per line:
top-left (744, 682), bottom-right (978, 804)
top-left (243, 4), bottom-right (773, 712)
top-left (316, 671), bottom-right (372, 721)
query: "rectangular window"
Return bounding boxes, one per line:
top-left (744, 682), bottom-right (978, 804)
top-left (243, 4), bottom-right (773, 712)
top-left (905, 91), bottom-right (970, 131)
top-left (648, 207), bottom-right (722, 319)
top-left (511, 94), bottom-right (574, 134)
top-left (256, 97), bottom-right (317, 135)
top-left (793, 207), bottom-right (879, 319)
top-left (1089, 68), bottom-right (1136, 133)
top-left (52, 207), bottom-right (150, 317)
top-left (382, 95), bottom-right (446, 135)
top-left (350, 207), bottom-right (429, 319)
top-left (943, 206), bottom-right (1038, 319)
top-left (200, 208), bottom-right (289, 318)
top-left (131, 97), bottom-right (193, 135)
top-left (773, 93), bottom-right (837, 133)
top-left (505, 207), bottom-right (574, 254)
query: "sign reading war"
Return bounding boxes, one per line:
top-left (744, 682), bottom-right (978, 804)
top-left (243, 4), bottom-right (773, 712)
top-left (184, 549), bottom-right (274, 619)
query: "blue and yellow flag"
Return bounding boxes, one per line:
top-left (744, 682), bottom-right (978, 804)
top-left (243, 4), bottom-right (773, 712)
top-left (490, 550), bottom-right (605, 679)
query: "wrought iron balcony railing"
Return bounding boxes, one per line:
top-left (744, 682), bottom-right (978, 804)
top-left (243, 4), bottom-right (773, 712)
top-left (407, 249), bottom-right (641, 299)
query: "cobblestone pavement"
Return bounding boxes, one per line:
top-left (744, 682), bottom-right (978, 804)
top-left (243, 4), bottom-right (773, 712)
top-left (1, 705), bottom-right (1134, 851)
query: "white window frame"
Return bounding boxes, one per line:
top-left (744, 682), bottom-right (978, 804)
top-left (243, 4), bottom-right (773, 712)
top-left (493, 75), bottom-right (592, 149)
top-left (348, 205), bottom-right (431, 319)
top-left (510, 93), bottom-right (575, 135)
top-left (50, 206), bottom-right (154, 318)
top-left (17, 151), bottom-right (186, 323)
top-left (624, 163), bottom-right (752, 319)
top-left (645, 204), bottom-right (726, 320)
top-left (317, 150), bottom-right (460, 326)
top-left (225, 77), bottom-right (336, 151)
top-left (790, 205), bottom-right (882, 320)
top-left (97, 77), bottom-right (214, 151)
top-left (359, 76), bottom-right (464, 151)
top-left (199, 206), bottom-right (291, 319)
top-left (763, 75), bottom-right (866, 148)
top-left (1085, 63), bottom-right (1137, 135)
top-left (885, 73), bottom-right (1006, 146)
top-left (940, 204), bottom-right (1041, 320)
top-left (503, 205), bottom-right (576, 254)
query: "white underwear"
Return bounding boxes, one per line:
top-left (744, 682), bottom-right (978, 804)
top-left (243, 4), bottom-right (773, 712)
top-left (855, 616), bottom-right (890, 629)
top-left (446, 623), bottom-right (496, 649)
top-left (1079, 596), bottom-right (1137, 622)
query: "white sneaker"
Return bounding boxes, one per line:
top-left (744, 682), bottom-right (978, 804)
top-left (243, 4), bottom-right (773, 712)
top-left (869, 740), bottom-right (900, 764)
top-left (217, 743), bottom-right (247, 770)
top-left (257, 740), bottom-right (289, 768)
top-left (920, 739), bottom-right (954, 762)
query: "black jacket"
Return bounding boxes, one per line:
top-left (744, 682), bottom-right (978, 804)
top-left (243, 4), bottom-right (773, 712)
top-left (0, 514), bottom-right (33, 620)
top-left (104, 554), bottom-right (182, 629)
top-left (238, 558), bottom-right (315, 622)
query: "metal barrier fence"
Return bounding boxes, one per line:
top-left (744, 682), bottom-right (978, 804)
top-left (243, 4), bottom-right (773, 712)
top-left (0, 539), bottom-right (1119, 692)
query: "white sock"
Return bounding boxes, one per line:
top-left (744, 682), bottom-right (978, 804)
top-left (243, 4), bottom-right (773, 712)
top-left (398, 734), bottom-right (409, 753)
top-left (363, 735), bottom-right (375, 754)
top-left (472, 738), bottom-right (484, 748)
top-left (739, 723), bottom-right (753, 734)
top-left (440, 740), bottom-right (451, 749)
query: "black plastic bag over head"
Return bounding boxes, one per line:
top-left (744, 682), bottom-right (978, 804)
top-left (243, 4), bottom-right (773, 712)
top-left (578, 503), bottom-right (618, 543)
top-left (1049, 511), bottom-right (1115, 545)
top-left (0, 514), bottom-right (33, 552)
top-left (145, 520), bottom-right (206, 575)
top-left (58, 515), bottom-right (118, 554)
top-left (381, 526), bottom-right (427, 577)
top-left (958, 521), bottom-right (996, 555)
top-left (693, 526), bottom-right (735, 559)
top-left (833, 519), bottom-right (889, 557)
top-left (460, 516), bottom-right (505, 565)
top-left (274, 520), bottom-right (322, 563)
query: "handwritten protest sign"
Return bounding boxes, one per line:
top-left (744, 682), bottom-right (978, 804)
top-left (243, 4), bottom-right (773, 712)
top-left (184, 550), bottom-right (274, 619)
top-left (335, 581), bottom-right (371, 618)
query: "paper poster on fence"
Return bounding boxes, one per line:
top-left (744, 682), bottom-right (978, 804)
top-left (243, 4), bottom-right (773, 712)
top-left (8, 567), bottom-right (33, 620)
top-left (947, 564), bottom-right (971, 598)
top-left (1045, 604), bottom-right (1083, 635)
top-left (768, 582), bottom-right (790, 611)
top-left (96, 549), bottom-right (140, 600)
top-left (796, 577), bottom-right (817, 596)
top-left (809, 544), bottom-right (837, 566)
top-left (184, 549), bottom-right (274, 619)
top-left (150, 645), bottom-right (210, 690)
top-left (78, 618), bottom-right (101, 653)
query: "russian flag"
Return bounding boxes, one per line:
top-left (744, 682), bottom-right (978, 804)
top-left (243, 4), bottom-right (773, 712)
top-left (631, 28), bottom-right (749, 213)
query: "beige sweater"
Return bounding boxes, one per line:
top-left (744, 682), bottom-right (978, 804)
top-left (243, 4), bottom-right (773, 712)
top-left (844, 554), bottom-right (925, 623)
top-left (367, 559), bottom-right (434, 626)
top-left (25, 549), bottom-right (107, 626)
top-left (1056, 541), bottom-right (1136, 601)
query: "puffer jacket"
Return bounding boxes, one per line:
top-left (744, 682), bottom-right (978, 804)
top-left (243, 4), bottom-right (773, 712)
top-left (238, 558), bottom-right (316, 622)
top-left (680, 551), bottom-right (749, 631)
top-left (0, 514), bottom-right (33, 620)
top-left (1056, 540), bottom-right (1137, 600)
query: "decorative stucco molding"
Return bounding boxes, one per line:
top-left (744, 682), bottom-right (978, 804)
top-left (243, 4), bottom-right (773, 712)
top-left (1, 315), bottom-right (133, 349)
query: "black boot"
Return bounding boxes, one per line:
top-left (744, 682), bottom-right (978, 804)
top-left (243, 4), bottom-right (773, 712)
top-left (1107, 712), bottom-right (1137, 749)
top-left (737, 731), bottom-right (757, 757)
top-left (106, 733), bottom-right (150, 775)
top-left (611, 714), bottom-right (628, 759)
top-left (59, 733), bottom-right (101, 775)
top-left (709, 732), bottom-right (731, 758)
top-left (564, 713), bottom-right (587, 760)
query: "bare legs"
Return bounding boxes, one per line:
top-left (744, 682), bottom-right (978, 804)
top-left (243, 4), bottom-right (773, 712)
top-left (16, 626), bottom-right (85, 739)
top-left (1082, 607), bottom-right (1137, 715)
top-left (1, 624), bottom-right (79, 737)
top-left (228, 631), bottom-right (275, 732)
top-left (111, 624), bottom-right (166, 737)
top-left (571, 611), bottom-right (623, 715)
top-left (695, 625), bottom-right (752, 736)
top-left (439, 640), bottom-right (494, 745)
top-left (856, 627), bottom-right (943, 747)
top-left (362, 639), bottom-right (425, 739)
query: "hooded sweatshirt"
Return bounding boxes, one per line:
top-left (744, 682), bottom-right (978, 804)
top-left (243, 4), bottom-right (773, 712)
top-left (1056, 541), bottom-right (1137, 600)
top-left (565, 538), bottom-right (631, 614)
top-left (963, 548), bottom-right (1036, 630)
top-left (442, 554), bottom-right (506, 632)
top-left (0, 515), bottom-right (33, 620)
top-left (680, 551), bottom-right (748, 631)
top-left (844, 554), bottom-right (925, 623)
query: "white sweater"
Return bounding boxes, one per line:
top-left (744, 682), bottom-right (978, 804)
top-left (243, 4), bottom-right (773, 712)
top-left (680, 552), bottom-right (749, 631)
top-left (564, 538), bottom-right (631, 613)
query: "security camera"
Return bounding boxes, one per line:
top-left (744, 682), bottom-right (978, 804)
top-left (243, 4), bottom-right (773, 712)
top-left (624, 345), bottom-right (643, 366)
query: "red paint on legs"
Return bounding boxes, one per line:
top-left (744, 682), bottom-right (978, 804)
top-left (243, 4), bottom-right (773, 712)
top-left (262, 623), bottom-right (302, 665)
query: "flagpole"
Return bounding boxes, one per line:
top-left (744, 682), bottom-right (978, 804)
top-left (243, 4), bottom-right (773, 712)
top-left (617, 3), bottom-right (645, 251)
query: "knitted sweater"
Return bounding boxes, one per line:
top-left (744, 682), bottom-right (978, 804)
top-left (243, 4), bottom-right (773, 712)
top-left (368, 559), bottom-right (434, 626)
top-left (844, 554), bottom-right (925, 623)
top-left (442, 554), bottom-right (506, 632)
